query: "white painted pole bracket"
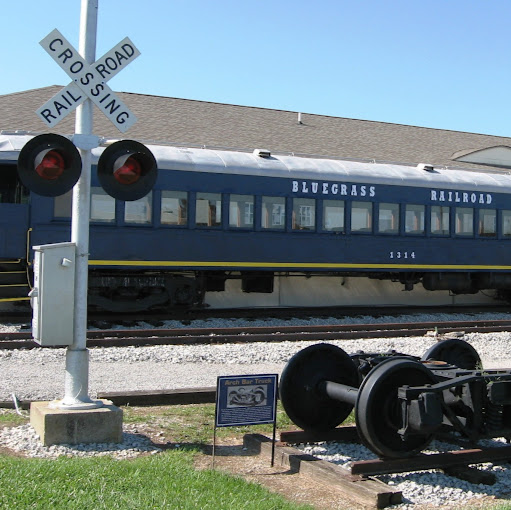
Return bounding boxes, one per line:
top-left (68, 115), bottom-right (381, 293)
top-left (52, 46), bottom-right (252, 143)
top-left (72, 134), bottom-right (100, 150)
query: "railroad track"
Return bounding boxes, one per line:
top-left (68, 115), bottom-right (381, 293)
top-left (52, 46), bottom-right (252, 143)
top-left (1, 304), bottom-right (510, 326)
top-left (2, 319), bottom-right (511, 349)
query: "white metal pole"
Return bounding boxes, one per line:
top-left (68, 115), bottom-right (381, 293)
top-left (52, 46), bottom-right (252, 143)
top-left (60, 0), bottom-right (101, 409)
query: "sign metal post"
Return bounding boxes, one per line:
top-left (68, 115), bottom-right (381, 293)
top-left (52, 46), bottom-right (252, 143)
top-left (36, 0), bottom-right (140, 409)
top-left (61, 0), bottom-right (98, 409)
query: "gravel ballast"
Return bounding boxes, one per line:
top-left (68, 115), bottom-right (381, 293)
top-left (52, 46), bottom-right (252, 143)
top-left (299, 437), bottom-right (511, 509)
top-left (2, 312), bottom-right (511, 508)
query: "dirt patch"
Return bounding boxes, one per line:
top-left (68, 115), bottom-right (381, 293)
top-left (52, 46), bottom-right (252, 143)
top-left (193, 438), bottom-right (368, 510)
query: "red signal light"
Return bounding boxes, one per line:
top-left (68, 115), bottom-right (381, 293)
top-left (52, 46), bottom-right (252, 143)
top-left (113, 156), bottom-right (142, 185)
top-left (35, 150), bottom-right (66, 180)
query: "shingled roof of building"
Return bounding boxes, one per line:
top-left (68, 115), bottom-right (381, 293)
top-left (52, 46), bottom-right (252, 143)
top-left (1, 85), bottom-right (511, 172)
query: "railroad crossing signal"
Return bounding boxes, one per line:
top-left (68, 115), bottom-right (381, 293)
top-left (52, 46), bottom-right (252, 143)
top-left (36, 29), bottom-right (140, 133)
top-left (23, 29), bottom-right (157, 200)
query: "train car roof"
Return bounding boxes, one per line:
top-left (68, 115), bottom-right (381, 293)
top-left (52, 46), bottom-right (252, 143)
top-left (1, 132), bottom-right (511, 193)
top-left (147, 144), bottom-right (511, 193)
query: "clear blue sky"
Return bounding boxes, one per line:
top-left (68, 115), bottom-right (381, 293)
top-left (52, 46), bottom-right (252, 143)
top-left (3, 0), bottom-right (511, 137)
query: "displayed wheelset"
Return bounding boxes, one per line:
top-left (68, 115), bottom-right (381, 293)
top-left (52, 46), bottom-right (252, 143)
top-left (279, 339), bottom-right (511, 459)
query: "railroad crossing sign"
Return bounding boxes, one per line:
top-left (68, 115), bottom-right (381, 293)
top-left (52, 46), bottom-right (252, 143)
top-left (36, 29), bottom-right (139, 133)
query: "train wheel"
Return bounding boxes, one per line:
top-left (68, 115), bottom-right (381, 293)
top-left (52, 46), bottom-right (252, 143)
top-left (421, 338), bottom-right (481, 370)
top-left (355, 357), bottom-right (437, 458)
top-left (279, 343), bottom-right (359, 432)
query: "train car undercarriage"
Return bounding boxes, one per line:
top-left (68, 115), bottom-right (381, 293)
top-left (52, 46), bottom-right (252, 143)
top-left (2, 262), bottom-right (510, 311)
top-left (86, 269), bottom-right (511, 312)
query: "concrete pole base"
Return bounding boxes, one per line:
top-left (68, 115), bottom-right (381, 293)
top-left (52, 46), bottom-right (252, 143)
top-left (30, 399), bottom-right (123, 446)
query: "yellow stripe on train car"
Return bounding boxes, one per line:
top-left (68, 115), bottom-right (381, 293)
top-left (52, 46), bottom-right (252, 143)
top-left (88, 260), bottom-right (511, 271)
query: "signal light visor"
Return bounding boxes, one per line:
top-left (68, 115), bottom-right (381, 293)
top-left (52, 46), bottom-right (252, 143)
top-left (113, 155), bottom-right (142, 185)
top-left (35, 150), bottom-right (66, 180)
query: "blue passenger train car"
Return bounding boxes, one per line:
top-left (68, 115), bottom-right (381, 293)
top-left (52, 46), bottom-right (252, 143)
top-left (0, 132), bottom-right (510, 310)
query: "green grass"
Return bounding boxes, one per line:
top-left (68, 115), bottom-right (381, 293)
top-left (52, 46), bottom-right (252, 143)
top-left (123, 402), bottom-right (300, 444)
top-left (0, 402), bottom-right (356, 443)
top-left (0, 409), bottom-right (27, 427)
top-left (0, 405), bottom-right (316, 509)
top-left (0, 403), bottom-right (354, 510)
top-left (123, 403), bottom-right (356, 445)
top-left (0, 450), bottom-right (313, 509)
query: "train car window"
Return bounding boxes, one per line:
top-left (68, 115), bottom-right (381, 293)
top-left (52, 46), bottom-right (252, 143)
top-left (503, 210), bottom-right (511, 237)
top-left (455, 207), bottom-right (473, 236)
top-left (261, 196), bottom-right (285, 230)
top-left (351, 201), bottom-right (373, 232)
top-left (478, 209), bottom-right (496, 237)
top-left (229, 194), bottom-right (254, 228)
top-left (91, 187), bottom-right (115, 223)
top-left (378, 203), bottom-right (399, 233)
top-left (125, 192), bottom-right (152, 224)
top-left (196, 192), bottom-right (221, 227)
top-left (322, 200), bottom-right (344, 231)
top-left (161, 190), bottom-right (188, 226)
top-left (54, 189), bottom-right (115, 222)
top-left (292, 198), bottom-right (315, 231)
top-left (54, 190), bottom-right (72, 218)
top-left (405, 204), bottom-right (425, 235)
top-left (430, 206), bottom-right (450, 235)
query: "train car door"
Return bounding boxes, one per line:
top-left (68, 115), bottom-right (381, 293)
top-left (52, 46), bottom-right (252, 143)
top-left (0, 164), bottom-right (30, 258)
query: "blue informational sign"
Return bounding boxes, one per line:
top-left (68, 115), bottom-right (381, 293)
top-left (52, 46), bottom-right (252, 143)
top-left (215, 374), bottom-right (278, 427)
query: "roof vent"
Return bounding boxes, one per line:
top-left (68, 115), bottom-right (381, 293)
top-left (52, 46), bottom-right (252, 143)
top-left (253, 149), bottom-right (271, 158)
top-left (417, 163), bottom-right (435, 172)
top-left (0, 130), bottom-right (29, 135)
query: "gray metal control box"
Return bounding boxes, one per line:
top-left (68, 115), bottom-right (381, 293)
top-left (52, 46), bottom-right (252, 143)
top-left (30, 242), bottom-right (76, 346)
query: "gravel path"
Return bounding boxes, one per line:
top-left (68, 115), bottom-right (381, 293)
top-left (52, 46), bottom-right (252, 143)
top-left (2, 312), bottom-right (511, 509)
top-left (2, 329), bottom-right (511, 403)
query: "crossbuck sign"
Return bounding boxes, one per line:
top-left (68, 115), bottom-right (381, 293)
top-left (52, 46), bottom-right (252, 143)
top-left (37, 29), bottom-right (139, 133)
